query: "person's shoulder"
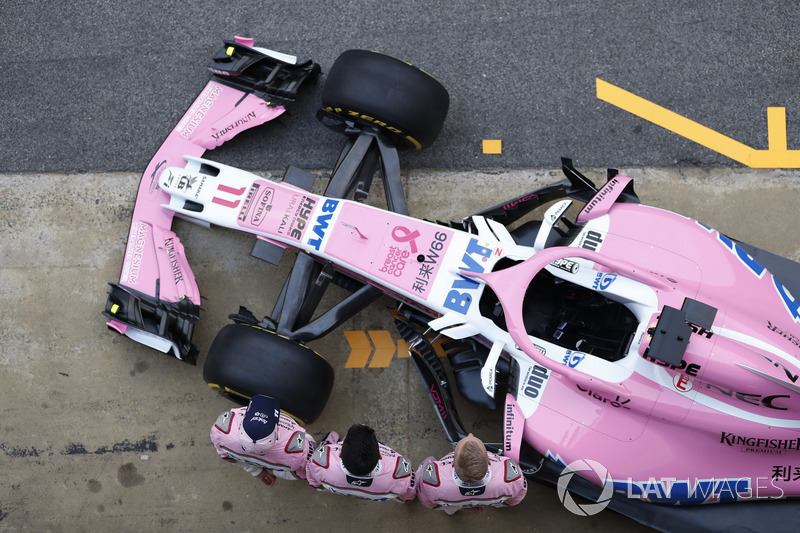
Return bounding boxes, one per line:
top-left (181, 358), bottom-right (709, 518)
top-left (439, 451), bottom-right (455, 464)
top-left (377, 441), bottom-right (403, 458)
top-left (278, 412), bottom-right (304, 431)
top-left (490, 454), bottom-right (523, 483)
top-left (283, 428), bottom-right (311, 453)
top-left (212, 408), bottom-right (240, 433)
top-left (419, 459), bottom-right (442, 487)
top-left (385, 454), bottom-right (413, 480)
top-left (310, 439), bottom-right (341, 468)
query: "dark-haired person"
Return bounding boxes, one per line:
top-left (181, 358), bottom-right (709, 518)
top-left (305, 424), bottom-right (415, 502)
top-left (416, 433), bottom-right (527, 514)
top-left (210, 395), bottom-right (315, 486)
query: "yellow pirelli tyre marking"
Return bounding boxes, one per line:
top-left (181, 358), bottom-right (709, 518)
top-left (207, 383), bottom-right (250, 401)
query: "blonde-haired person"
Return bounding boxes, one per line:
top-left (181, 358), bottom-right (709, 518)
top-left (416, 433), bottom-right (527, 514)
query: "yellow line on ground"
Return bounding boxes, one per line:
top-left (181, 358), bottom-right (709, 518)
top-left (596, 78), bottom-right (800, 168)
top-left (768, 107), bottom-right (787, 152)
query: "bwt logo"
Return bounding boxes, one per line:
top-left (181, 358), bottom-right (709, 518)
top-left (442, 238), bottom-right (493, 315)
top-left (307, 199), bottom-right (339, 251)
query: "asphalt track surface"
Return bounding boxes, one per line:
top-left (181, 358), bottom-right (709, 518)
top-left (2, 2), bottom-right (800, 532)
top-left (2, 1), bottom-right (799, 173)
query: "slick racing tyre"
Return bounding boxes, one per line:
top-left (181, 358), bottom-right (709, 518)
top-left (321, 49), bottom-right (449, 150)
top-left (203, 324), bottom-right (334, 424)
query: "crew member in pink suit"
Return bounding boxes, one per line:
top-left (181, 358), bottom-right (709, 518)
top-left (210, 394), bottom-right (315, 486)
top-left (305, 424), bottom-right (416, 502)
top-left (416, 433), bottom-right (527, 514)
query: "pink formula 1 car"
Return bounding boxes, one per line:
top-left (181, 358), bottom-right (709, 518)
top-left (104, 37), bottom-right (800, 531)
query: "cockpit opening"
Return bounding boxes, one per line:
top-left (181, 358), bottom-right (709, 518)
top-left (479, 262), bottom-right (637, 362)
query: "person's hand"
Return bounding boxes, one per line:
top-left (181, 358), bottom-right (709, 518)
top-left (257, 469), bottom-right (277, 486)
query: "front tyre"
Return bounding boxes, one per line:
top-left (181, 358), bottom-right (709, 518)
top-left (321, 49), bottom-right (449, 150)
top-left (203, 324), bottom-right (334, 424)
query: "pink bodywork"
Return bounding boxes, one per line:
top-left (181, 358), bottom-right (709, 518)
top-left (470, 177), bottom-right (800, 504)
top-left (155, 162), bottom-right (800, 504)
top-left (107, 68), bottom-right (286, 337)
top-left (112, 60), bottom-right (800, 503)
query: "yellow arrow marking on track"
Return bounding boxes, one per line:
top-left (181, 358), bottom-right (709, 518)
top-left (344, 331), bottom-right (372, 368)
top-left (397, 338), bottom-right (410, 358)
top-left (367, 330), bottom-right (396, 368)
top-left (344, 331), bottom-right (447, 368)
top-left (596, 78), bottom-right (800, 168)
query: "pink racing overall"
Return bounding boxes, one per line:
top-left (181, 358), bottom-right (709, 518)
top-left (415, 451), bottom-right (527, 513)
top-left (210, 406), bottom-right (315, 481)
top-left (305, 431), bottom-right (416, 502)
